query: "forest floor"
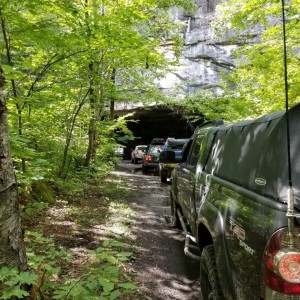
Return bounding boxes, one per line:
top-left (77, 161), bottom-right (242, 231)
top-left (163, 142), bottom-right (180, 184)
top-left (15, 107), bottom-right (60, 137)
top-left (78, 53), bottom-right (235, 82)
top-left (22, 160), bottom-right (200, 299)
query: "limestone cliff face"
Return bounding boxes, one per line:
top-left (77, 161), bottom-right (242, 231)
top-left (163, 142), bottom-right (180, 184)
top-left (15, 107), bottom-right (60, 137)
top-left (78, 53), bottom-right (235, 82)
top-left (158, 0), bottom-right (238, 97)
top-left (117, 0), bottom-right (260, 111)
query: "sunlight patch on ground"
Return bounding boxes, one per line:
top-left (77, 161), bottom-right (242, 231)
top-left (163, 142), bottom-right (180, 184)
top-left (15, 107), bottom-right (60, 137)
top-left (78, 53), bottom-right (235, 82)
top-left (110, 224), bottom-right (126, 235)
top-left (111, 170), bottom-right (141, 177)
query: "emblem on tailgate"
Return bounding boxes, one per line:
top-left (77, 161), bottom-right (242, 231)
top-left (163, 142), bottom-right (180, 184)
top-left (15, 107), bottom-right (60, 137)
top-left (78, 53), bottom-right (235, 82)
top-left (229, 219), bottom-right (245, 240)
top-left (255, 178), bottom-right (266, 185)
top-left (229, 218), bottom-right (254, 255)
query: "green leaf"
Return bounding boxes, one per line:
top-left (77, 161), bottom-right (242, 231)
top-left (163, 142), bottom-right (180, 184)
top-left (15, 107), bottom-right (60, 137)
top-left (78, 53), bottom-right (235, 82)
top-left (103, 281), bottom-right (115, 293)
top-left (86, 279), bottom-right (98, 290)
top-left (109, 289), bottom-right (121, 300)
top-left (2, 288), bottom-right (29, 299)
top-left (69, 285), bottom-right (87, 296)
top-left (106, 255), bottom-right (118, 264)
top-left (117, 252), bottom-right (132, 258)
top-left (103, 240), bottom-right (110, 247)
top-left (18, 272), bottom-right (38, 285)
top-left (103, 266), bottom-right (119, 274)
top-left (110, 241), bottom-right (125, 248)
top-left (118, 283), bottom-right (137, 290)
top-left (0, 267), bottom-right (12, 281)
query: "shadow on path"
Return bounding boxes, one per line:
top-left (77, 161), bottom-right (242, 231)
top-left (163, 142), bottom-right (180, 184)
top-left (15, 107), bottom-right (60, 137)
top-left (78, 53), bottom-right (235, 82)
top-left (113, 161), bottom-right (201, 300)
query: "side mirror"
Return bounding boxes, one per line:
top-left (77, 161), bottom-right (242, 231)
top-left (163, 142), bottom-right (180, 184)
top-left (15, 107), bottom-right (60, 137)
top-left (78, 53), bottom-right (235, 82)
top-left (159, 150), bottom-right (176, 163)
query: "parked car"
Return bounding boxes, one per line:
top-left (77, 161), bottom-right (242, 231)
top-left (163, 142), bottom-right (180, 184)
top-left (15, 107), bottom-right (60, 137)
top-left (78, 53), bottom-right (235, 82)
top-left (159, 138), bottom-right (188, 183)
top-left (150, 138), bottom-right (165, 145)
top-left (142, 143), bottom-right (163, 175)
top-left (113, 145), bottom-right (124, 158)
top-left (131, 145), bottom-right (147, 164)
top-left (168, 103), bottom-right (300, 299)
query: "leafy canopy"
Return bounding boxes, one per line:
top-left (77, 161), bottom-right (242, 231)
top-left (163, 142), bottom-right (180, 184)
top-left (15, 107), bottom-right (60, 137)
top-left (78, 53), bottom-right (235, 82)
top-left (0, 0), bottom-right (195, 185)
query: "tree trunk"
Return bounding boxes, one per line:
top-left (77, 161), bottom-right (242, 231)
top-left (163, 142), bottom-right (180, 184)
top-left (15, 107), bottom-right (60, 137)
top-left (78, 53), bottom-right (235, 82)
top-left (84, 116), bottom-right (97, 168)
top-left (1, 14), bottom-right (26, 173)
top-left (58, 88), bottom-right (90, 177)
top-left (0, 68), bottom-right (27, 271)
top-left (110, 99), bottom-right (115, 120)
top-left (84, 85), bottom-right (97, 167)
top-left (110, 68), bottom-right (116, 120)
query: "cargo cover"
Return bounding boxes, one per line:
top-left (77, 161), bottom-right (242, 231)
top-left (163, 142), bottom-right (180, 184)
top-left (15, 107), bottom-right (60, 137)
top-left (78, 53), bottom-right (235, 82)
top-left (205, 102), bottom-right (300, 209)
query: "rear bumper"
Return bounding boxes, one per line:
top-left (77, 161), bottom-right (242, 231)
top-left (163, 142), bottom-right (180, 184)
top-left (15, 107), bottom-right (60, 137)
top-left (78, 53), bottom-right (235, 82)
top-left (134, 156), bottom-right (143, 161)
top-left (143, 162), bottom-right (159, 169)
top-left (160, 163), bottom-right (177, 177)
top-left (264, 286), bottom-right (300, 299)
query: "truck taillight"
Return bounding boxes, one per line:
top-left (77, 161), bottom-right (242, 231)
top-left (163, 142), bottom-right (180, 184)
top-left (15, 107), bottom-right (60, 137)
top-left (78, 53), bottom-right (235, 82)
top-left (145, 156), bottom-right (152, 161)
top-left (278, 252), bottom-right (300, 283)
top-left (262, 227), bottom-right (300, 297)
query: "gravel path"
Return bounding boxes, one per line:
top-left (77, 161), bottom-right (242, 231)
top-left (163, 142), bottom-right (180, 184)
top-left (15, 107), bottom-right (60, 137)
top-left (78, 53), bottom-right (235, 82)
top-left (114, 161), bottom-right (201, 300)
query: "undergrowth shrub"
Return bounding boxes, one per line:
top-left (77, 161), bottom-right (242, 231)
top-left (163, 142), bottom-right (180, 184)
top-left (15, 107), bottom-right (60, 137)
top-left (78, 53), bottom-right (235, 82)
top-left (21, 201), bottom-right (49, 221)
top-left (0, 233), bottom-right (137, 300)
top-left (53, 240), bottom-right (137, 300)
top-left (0, 267), bottom-right (37, 299)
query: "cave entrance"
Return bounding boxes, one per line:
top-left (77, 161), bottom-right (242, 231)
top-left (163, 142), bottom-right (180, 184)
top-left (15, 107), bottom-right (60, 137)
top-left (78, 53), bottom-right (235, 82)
top-left (116, 106), bottom-right (203, 159)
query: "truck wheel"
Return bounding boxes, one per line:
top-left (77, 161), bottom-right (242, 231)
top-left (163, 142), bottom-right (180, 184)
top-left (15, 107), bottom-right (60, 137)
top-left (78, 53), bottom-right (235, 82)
top-left (170, 193), bottom-right (182, 229)
top-left (161, 173), bottom-right (167, 183)
top-left (142, 166), bottom-right (148, 175)
top-left (200, 245), bottom-right (223, 300)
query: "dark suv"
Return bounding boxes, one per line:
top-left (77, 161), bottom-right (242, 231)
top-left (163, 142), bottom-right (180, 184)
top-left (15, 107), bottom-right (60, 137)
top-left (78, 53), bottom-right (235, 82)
top-left (159, 138), bottom-right (188, 183)
top-left (142, 138), bottom-right (165, 175)
top-left (169, 103), bottom-right (300, 299)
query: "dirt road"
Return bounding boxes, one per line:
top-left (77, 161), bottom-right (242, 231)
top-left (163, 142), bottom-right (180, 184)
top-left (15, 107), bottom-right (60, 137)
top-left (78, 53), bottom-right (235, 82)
top-left (114, 160), bottom-right (201, 300)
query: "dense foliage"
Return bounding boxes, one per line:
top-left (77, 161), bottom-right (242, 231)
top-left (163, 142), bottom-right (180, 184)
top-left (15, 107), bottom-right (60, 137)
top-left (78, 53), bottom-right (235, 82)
top-left (0, 0), bottom-right (195, 195)
top-left (4, 0), bottom-right (298, 188)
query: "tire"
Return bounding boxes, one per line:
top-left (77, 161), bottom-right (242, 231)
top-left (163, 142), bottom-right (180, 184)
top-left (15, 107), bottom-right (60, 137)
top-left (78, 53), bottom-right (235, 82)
top-left (170, 192), bottom-right (182, 229)
top-left (142, 165), bottom-right (148, 175)
top-left (200, 245), bottom-right (223, 300)
top-left (161, 172), bottom-right (167, 183)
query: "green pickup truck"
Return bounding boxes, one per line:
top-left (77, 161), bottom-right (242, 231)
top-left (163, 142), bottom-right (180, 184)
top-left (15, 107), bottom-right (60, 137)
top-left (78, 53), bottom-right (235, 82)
top-left (169, 103), bottom-right (300, 299)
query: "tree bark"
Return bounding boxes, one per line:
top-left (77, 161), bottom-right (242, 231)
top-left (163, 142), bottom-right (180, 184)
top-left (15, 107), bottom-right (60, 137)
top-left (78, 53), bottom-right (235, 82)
top-left (110, 68), bottom-right (116, 120)
top-left (0, 68), bottom-right (27, 271)
top-left (84, 86), bottom-right (97, 167)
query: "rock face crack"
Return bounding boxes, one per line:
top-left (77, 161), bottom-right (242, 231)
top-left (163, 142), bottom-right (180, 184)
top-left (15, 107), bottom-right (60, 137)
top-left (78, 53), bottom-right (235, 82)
top-left (153, 0), bottom-right (262, 98)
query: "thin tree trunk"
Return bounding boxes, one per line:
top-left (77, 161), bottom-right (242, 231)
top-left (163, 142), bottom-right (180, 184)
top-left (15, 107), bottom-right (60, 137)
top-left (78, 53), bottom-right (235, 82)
top-left (110, 100), bottom-right (115, 120)
top-left (85, 116), bottom-right (96, 167)
top-left (0, 67), bottom-right (27, 271)
top-left (110, 68), bottom-right (116, 120)
top-left (84, 85), bottom-right (96, 167)
top-left (58, 88), bottom-right (90, 178)
top-left (84, 95), bottom-right (106, 167)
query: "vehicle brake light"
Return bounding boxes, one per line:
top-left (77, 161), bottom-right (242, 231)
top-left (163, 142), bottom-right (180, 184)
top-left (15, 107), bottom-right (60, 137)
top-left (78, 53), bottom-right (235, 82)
top-left (145, 156), bottom-right (152, 161)
top-left (278, 252), bottom-right (300, 283)
top-left (262, 227), bottom-right (300, 296)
